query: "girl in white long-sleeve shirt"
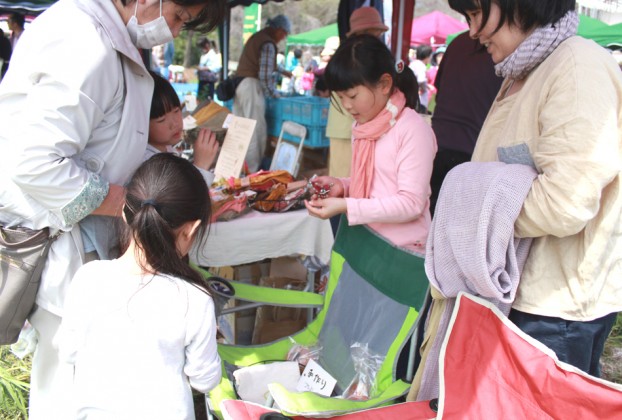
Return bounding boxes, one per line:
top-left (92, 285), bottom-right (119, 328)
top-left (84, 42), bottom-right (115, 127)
top-left (59, 154), bottom-right (221, 419)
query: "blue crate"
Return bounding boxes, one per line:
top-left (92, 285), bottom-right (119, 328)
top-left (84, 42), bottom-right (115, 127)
top-left (266, 118), bottom-right (282, 138)
top-left (265, 97), bottom-right (283, 120)
top-left (282, 97), bottom-right (330, 126)
top-left (283, 124), bottom-right (329, 149)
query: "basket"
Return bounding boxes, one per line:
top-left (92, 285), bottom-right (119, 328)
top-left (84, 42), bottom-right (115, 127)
top-left (282, 96), bottom-right (330, 126)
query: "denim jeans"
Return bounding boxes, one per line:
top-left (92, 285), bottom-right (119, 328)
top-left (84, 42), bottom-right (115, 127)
top-left (509, 309), bottom-right (618, 377)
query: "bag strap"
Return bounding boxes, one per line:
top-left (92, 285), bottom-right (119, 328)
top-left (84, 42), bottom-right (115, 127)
top-left (0, 226), bottom-right (63, 248)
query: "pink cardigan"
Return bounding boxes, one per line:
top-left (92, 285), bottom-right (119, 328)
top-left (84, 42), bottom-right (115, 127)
top-left (341, 108), bottom-right (437, 253)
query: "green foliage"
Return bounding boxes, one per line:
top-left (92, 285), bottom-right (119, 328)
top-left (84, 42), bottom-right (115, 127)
top-left (173, 30), bottom-right (214, 67)
top-left (0, 347), bottom-right (31, 420)
top-left (608, 313), bottom-right (622, 347)
top-left (602, 313), bottom-right (622, 384)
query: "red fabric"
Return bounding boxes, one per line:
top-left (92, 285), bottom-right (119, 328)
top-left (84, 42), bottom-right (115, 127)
top-left (410, 11), bottom-right (467, 46)
top-left (220, 400), bottom-right (436, 419)
top-left (441, 295), bottom-right (622, 419)
top-left (390, 0), bottom-right (415, 65)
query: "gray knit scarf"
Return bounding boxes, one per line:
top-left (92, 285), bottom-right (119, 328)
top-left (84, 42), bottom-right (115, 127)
top-left (495, 10), bottom-right (579, 80)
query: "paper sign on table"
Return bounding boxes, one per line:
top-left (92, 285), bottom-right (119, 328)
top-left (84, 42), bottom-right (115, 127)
top-left (214, 115), bottom-right (256, 181)
top-left (296, 359), bottom-right (337, 396)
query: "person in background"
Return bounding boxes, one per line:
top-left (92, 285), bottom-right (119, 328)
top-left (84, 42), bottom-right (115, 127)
top-left (197, 37), bottom-right (221, 101)
top-left (7, 13), bottom-right (25, 51)
top-left (0, 28), bottom-right (11, 79)
top-left (429, 31), bottom-right (502, 214)
top-left (317, 36), bottom-right (339, 74)
top-left (347, 6), bottom-right (389, 39)
top-left (59, 154), bottom-right (221, 419)
top-left (301, 63), bottom-right (315, 96)
top-left (409, 44), bottom-right (433, 114)
top-left (292, 59), bottom-right (305, 94)
top-left (0, 0), bottom-right (225, 418)
top-left (281, 48), bottom-right (302, 93)
top-left (233, 14), bottom-right (293, 172)
top-left (425, 45), bottom-right (445, 102)
top-left (286, 48), bottom-right (302, 71)
top-left (162, 40), bottom-right (175, 79)
top-left (305, 34), bottom-right (437, 254)
top-left (448, 0), bottom-right (622, 377)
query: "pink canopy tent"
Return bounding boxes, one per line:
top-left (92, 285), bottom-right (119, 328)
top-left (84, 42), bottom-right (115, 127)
top-left (410, 10), bottom-right (467, 46)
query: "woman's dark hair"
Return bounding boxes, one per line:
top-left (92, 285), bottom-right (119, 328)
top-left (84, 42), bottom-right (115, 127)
top-left (148, 70), bottom-right (181, 119)
top-left (119, 0), bottom-right (226, 33)
top-left (198, 37), bottom-right (210, 49)
top-left (9, 13), bottom-right (25, 28)
top-left (448, 0), bottom-right (575, 34)
top-left (324, 34), bottom-right (419, 110)
top-left (122, 153), bottom-right (211, 289)
top-left (416, 45), bottom-right (433, 60)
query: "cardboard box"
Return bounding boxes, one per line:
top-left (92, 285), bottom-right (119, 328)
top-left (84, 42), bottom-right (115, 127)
top-left (269, 257), bottom-right (308, 282)
top-left (252, 277), bottom-right (308, 345)
top-left (209, 260), bottom-right (270, 284)
top-left (209, 261), bottom-right (270, 344)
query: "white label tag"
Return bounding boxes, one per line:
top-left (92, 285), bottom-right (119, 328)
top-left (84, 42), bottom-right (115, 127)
top-left (295, 359), bottom-right (337, 397)
top-left (213, 115), bottom-right (257, 180)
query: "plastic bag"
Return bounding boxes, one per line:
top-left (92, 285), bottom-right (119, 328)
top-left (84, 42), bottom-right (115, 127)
top-left (11, 321), bottom-right (38, 359)
top-left (341, 343), bottom-right (384, 401)
top-left (286, 337), bottom-right (323, 372)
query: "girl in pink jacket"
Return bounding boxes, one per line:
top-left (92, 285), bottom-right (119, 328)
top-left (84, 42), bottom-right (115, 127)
top-left (305, 34), bottom-right (437, 254)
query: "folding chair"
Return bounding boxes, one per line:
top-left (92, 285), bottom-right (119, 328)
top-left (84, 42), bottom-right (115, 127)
top-left (270, 121), bottom-right (307, 177)
top-left (203, 215), bottom-right (429, 418)
top-left (436, 293), bottom-right (622, 419)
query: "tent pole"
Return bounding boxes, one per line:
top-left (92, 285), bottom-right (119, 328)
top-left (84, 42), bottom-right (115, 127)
top-left (396, 0), bottom-right (404, 63)
top-left (218, 8), bottom-right (231, 79)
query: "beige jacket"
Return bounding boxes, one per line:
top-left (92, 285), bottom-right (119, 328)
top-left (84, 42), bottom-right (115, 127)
top-left (472, 36), bottom-right (622, 321)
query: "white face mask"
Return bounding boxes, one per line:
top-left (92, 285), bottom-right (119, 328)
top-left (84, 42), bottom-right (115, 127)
top-left (126, 0), bottom-right (174, 49)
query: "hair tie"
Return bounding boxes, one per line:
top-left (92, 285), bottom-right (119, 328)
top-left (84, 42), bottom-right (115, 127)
top-left (141, 199), bottom-right (159, 209)
top-left (395, 59), bottom-right (404, 74)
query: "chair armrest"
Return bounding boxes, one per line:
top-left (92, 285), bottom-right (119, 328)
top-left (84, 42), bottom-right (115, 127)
top-left (227, 280), bottom-right (324, 308)
top-left (192, 263), bottom-right (323, 308)
top-left (268, 380), bottom-right (412, 417)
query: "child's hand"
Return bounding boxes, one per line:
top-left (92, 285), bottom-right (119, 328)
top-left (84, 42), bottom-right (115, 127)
top-left (310, 176), bottom-right (344, 199)
top-left (305, 197), bottom-right (346, 220)
top-left (193, 128), bottom-right (219, 171)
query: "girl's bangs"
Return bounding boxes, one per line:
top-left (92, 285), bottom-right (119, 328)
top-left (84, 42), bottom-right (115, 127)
top-left (449, 0), bottom-right (481, 15)
top-left (324, 57), bottom-right (365, 92)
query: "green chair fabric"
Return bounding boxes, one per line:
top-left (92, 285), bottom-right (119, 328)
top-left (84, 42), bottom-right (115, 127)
top-left (205, 216), bottom-right (429, 418)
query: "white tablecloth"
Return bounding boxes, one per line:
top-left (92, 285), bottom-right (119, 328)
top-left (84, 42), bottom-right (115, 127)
top-left (189, 209), bottom-right (334, 268)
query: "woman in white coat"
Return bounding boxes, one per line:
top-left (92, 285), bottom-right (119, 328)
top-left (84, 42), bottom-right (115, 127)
top-left (0, 0), bottom-right (225, 418)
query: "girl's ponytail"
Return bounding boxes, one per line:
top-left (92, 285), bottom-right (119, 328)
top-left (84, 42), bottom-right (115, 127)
top-left (395, 64), bottom-right (420, 111)
top-left (121, 154), bottom-right (211, 290)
